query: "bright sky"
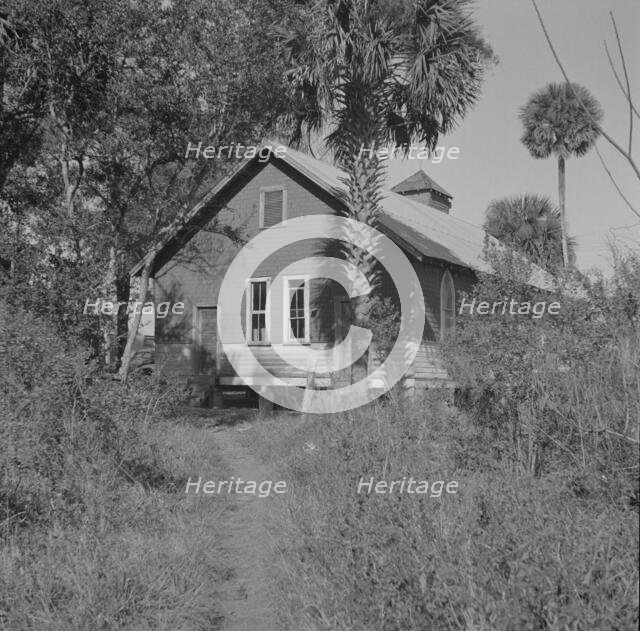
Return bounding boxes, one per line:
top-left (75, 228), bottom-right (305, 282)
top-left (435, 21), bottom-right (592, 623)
top-left (385, 0), bottom-right (640, 272)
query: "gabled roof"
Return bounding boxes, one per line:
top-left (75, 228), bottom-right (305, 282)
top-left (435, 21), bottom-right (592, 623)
top-left (131, 142), bottom-right (552, 289)
top-left (272, 146), bottom-right (550, 286)
top-left (391, 170), bottom-right (452, 199)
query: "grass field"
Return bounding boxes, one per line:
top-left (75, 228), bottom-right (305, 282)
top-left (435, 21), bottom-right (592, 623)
top-left (242, 395), bottom-right (639, 630)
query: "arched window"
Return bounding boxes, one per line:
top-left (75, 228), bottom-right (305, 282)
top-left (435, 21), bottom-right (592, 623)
top-left (440, 270), bottom-right (455, 339)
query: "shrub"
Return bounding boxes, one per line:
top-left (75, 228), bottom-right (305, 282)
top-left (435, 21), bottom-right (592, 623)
top-left (442, 246), bottom-right (639, 500)
top-left (0, 300), bottom-right (178, 530)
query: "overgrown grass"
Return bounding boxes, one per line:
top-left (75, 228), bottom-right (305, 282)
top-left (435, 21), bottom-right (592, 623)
top-left (1, 420), bottom-right (230, 629)
top-left (246, 397), bottom-right (638, 630)
top-left (242, 250), bottom-right (640, 630)
top-left (0, 303), bottom-right (228, 629)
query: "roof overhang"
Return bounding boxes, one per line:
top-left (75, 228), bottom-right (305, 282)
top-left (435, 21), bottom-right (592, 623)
top-left (129, 141), bottom-right (555, 292)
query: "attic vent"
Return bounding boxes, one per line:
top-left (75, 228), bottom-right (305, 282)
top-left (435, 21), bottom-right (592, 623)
top-left (391, 170), bottom-right (452, 213)
top-left (260, 188), bottom-right (286, 228)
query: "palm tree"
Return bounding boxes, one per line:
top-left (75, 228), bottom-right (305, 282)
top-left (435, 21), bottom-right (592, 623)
top-left (483, 193), bottom-right (576, 271)
top-left (281, 0), bottom-right (492, 328)
top-left (281, 0), bottom-right (494, 229)
top-left (519, 82), bottom-right (603, 268)
top-left (279, 1), bottom-right (493, 384)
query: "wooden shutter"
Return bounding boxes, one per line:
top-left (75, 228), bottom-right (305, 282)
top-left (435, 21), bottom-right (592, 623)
top-left (440, 271), bottom-right (455, 339)
top-left (262, 190), bottom-right (284, 227)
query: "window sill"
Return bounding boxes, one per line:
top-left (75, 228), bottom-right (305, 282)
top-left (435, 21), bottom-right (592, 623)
top-left (259, 224), bottom-right (285, 230)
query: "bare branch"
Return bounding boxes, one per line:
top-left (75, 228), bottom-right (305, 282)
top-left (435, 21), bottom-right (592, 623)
top-left (609, 12), bottom-right (633, 155)
top-left (595, 145), bottom-right (640, 219)
top-left (530, 0), bottom-right (640, 180)
top-left (604, 41), bottom-right (640, 120)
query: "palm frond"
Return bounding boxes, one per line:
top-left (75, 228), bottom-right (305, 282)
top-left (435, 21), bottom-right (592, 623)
top-left (484, 193), bottom-right (576, 271)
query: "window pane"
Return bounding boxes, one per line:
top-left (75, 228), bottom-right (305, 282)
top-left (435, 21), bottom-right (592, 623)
top-left (259, 314), bottom-right (266, 341)
top-left (443, 279), bottom-right (454, 310)
top-left (443, 307), bottom-right (454, 334)
top-left (252, 281), bottom-right (267, 311)
top-left (252, 282), bottom-right (259, 310)
top-left (290, 318), bottom-right (305, 339)
top-left (288, 281), bottom-right (306, 340)
top-left (252, 313), bottom-right (266, 342)
top-left (441, 273), bottom-right (455, 338)
top-left (249, 281), bottom-right (268, 342)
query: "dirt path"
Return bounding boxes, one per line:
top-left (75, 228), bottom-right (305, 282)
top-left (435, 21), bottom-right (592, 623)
top-left (210, 423), bottom-right (282, 631)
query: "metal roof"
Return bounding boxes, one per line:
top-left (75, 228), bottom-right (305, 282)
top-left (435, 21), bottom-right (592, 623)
top-left (131, 142), bottom-right (553, 289)
top-left (391, 170), bottom-right (452, 198)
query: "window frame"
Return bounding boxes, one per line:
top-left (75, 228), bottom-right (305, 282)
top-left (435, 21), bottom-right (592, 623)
top-left (246, 277), bottom-right (271, 345)
top-left (283, 275), bottom-right (310, 344)
top-left (440, 269), bottom-right (456, 340)
top-left (259, 186), bottom-right (288, 229)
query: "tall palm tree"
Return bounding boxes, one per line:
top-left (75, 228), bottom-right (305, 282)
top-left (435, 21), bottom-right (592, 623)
top-left (279, 1), bottom-right (492, 383)
top-left (519, 82), bottom-right (603, 268)
top-left (483, 193), bottom-right (576, 271)
top-left (281, 0), bottom-right (492, 344)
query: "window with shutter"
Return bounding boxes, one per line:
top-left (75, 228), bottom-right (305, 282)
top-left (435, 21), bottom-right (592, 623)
top-left (260, 188), bottom-right (286, 228)
top-left (440, 270), bottom-right (456, 340)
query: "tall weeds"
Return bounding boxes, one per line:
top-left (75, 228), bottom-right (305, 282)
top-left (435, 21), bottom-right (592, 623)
top-left (244, 249), bottom-right (639, 630)
top-left (0, 301), bottom-right (225, 628)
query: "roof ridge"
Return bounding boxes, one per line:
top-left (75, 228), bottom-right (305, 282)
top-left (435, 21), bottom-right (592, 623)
top-left (131, 141), bottom-right (553, 290)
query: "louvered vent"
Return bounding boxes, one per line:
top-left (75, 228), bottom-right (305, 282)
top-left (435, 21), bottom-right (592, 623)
top-left (262, 190), bottom-right (284, 227)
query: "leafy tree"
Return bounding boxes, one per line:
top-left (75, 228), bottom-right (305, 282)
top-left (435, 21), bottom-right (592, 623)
top-left (484, 193), bottom-right (576, 272)
top-left (0, 8), bottom-right (47, 193)
top-left (1, 0), bottom-right (290, 375)
top-left (519, 82), bottom-right (603, 268)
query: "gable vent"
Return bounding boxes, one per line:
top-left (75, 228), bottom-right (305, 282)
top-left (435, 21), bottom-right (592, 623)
top-left (262, 189), bottom-right (284, 227)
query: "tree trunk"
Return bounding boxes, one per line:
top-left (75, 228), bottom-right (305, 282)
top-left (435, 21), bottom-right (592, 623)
top-left (119, 255), bottom-right (154, 385)
top-left (102, 245), bottom-right (117, 369)
top-left (114, 251), bottom-right (131, 369)
top-left (336, 101), bottom-right (387, 382)
top-left (558, 155), bottom-right (569, 268)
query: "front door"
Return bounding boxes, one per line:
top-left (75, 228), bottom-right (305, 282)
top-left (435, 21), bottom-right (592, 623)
top-left (194, 306), bottom-right (218, 377)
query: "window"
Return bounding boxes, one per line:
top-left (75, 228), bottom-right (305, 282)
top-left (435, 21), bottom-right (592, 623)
top-left (440, 270), bottom-right (455, 339)
top-left (247, 279), bottom-right (269, 343)
top-left (259, 187), bottom-right (287, 228)
top-left (285, 278), bottom-right (309, 343)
